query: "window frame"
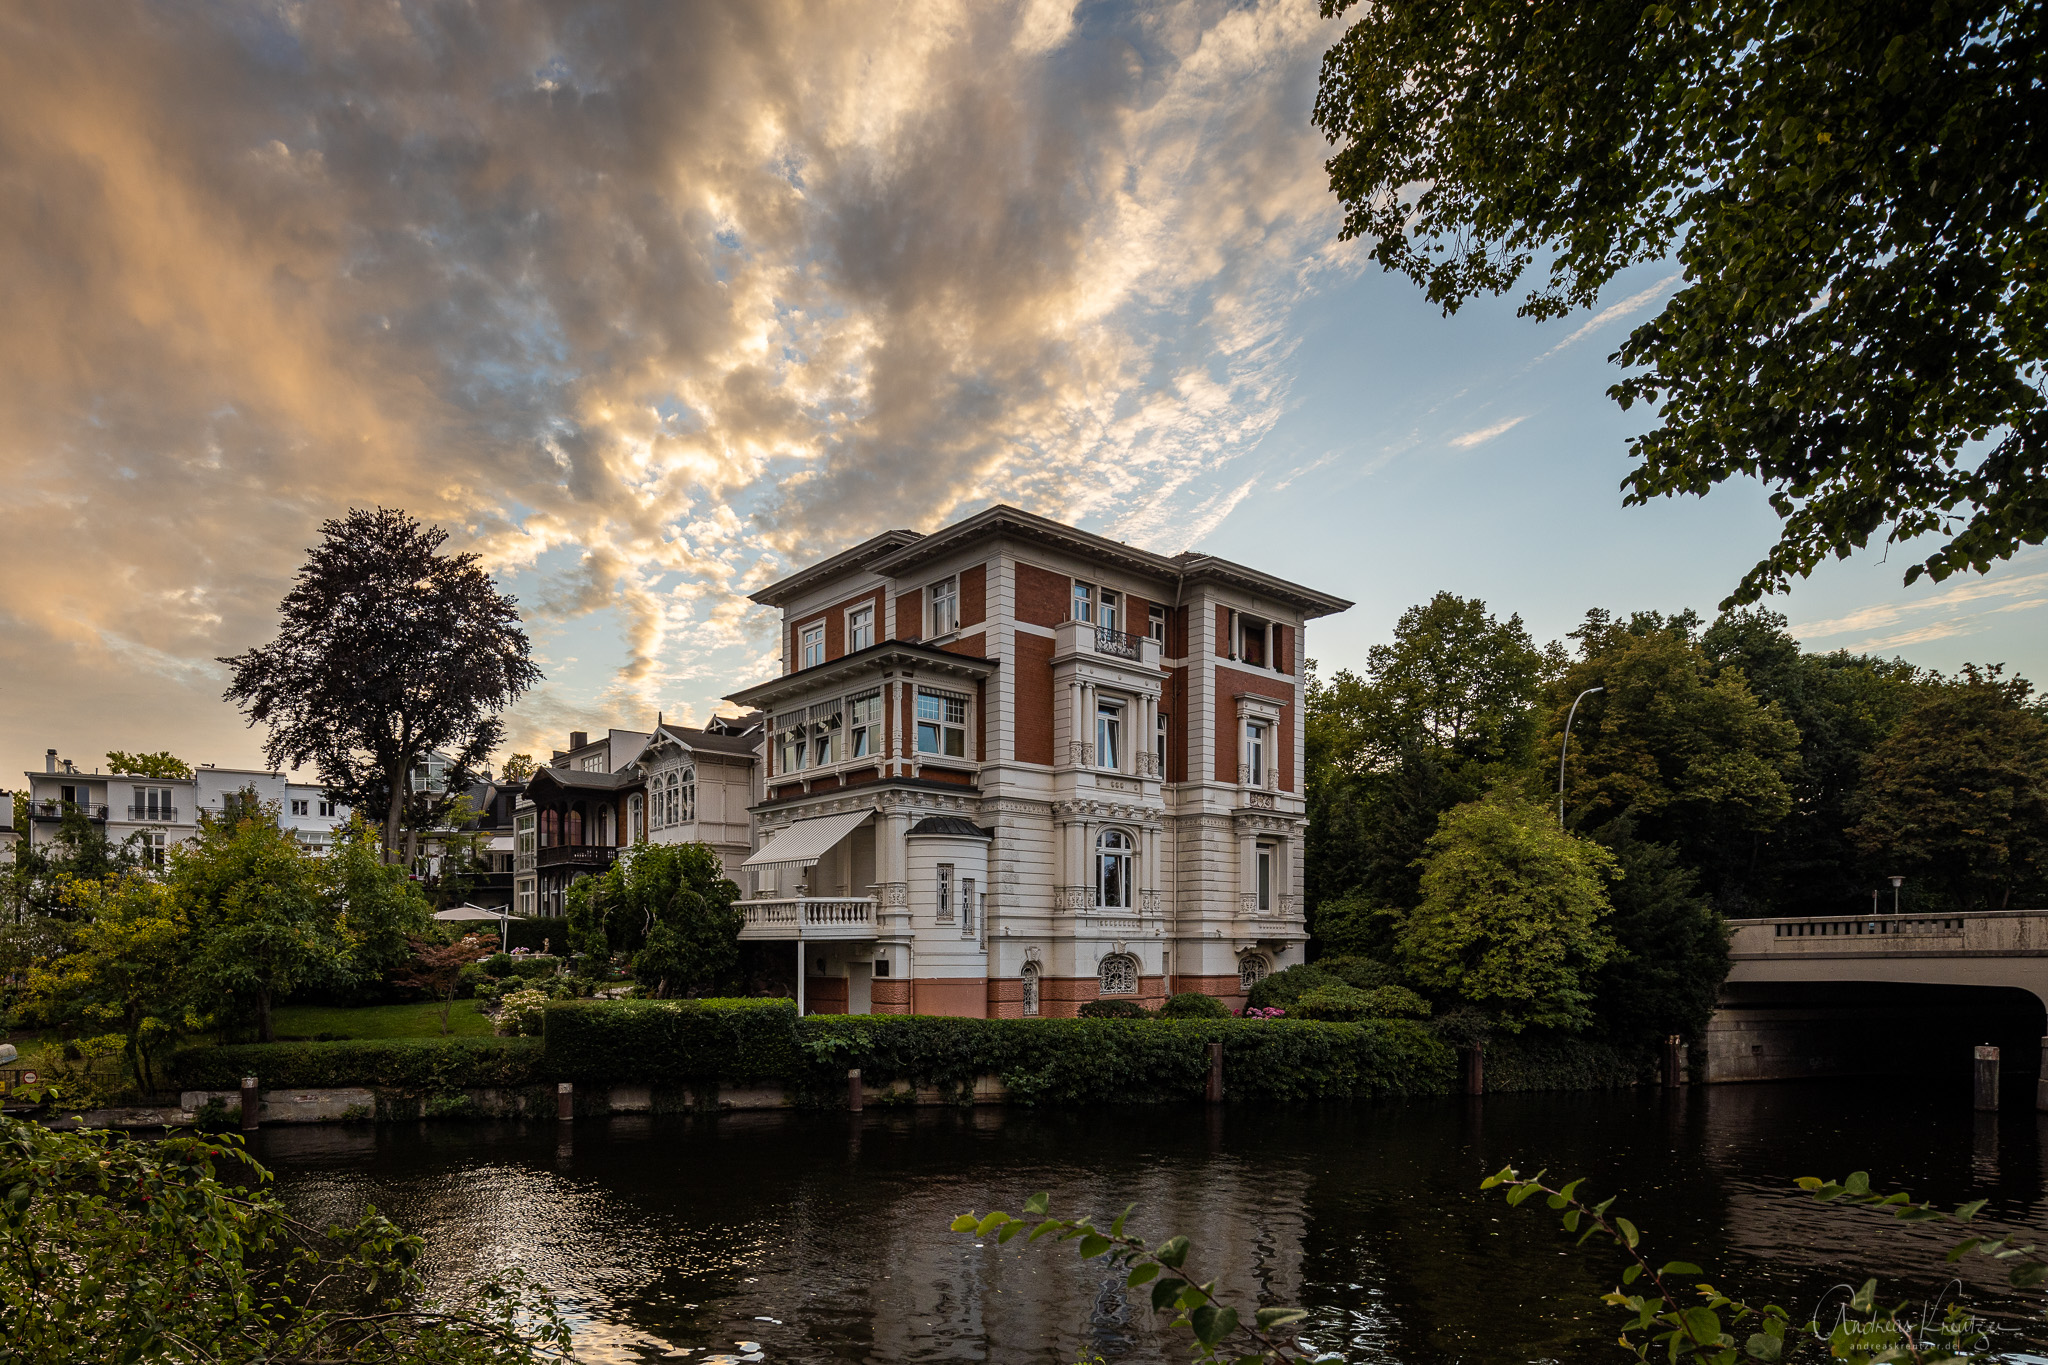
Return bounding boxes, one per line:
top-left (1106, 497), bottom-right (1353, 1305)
top-left (936, 862), bottom-right (955, 924)
top-left (848, 689), bottom-right (882, 758)
top-left (847, 602), bottom-right (875, 653)
top-left (1098, 953), bottom-right (1138, 996)
top-left (1096, 827), bottom-right (1135, 910)
top-left (1245, 719), bottom-right (1268, 786)
top-left (800, 622), bottom-right (826, 670)
top-left (1099, 588), bottom-right (1121, 634)
top-left (929, 577), bottom-right (960, 636)
top-left (1155, 712), bottom-right (1168, 777)
top-left (1095, 698), bottom-right (1124, 772)
top-left (1071, 580), bottom-right (1094, 623)
top-left (916, 688), bottom-right (970, 760)
top-left (1256, 844), bottom-right (1273, 913)
top-left (1148, 603), bottom-right (1167, 644)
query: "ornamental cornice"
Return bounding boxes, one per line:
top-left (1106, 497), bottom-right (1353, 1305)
top-left (1229, 810), bottom-right (1300, 835)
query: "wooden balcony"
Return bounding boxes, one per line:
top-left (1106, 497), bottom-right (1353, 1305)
top-left (738, 897), bottom-right (877, 941)
top-left (536, 845), bottom-right (617, 871)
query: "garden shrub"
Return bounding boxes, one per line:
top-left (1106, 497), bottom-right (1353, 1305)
top-left (1360, 985), bottom-right (1432, 1019)
top-left (1076, 999), bottom-right (1151, 1019)
top-left (1157, 992), bottom-right (1230, 1020)
top-left (482, 952), bottom-right (516, 978)
top-left (505, 955), bottom-right (561, 980)
top-left (1482, 1033), bottom-right (1658, 1091)
top-left (169, 1038), bottom-right (545, 1093)
top-left (1290, 984), bottom-right (1377, 1022)
top-left (542, 997), bottom-right (803, 1082)
top-left (495, 987), bottom-right (549, 1037)
top-left (1245, 962), bottom-right (1338, 1010)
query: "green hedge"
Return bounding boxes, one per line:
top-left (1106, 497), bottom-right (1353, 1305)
top-left (1480, 1034), bottom-right (1659, 1091)
top-left (169, 1038), bottom-right (547, 1093)
top-left (505, 917), bottom-right (570, 953)
top-left (542, 998), bottom-right (804, 1083)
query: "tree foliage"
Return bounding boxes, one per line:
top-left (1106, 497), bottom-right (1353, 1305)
top-left (220, 507), bottom-right (542, 858)
top-left (24, 875), bottom-right (191, 1092)
top-left (0, 1117), bottom-right (569, 1363)
top-left (1399, 793), bottom-right (1620, 1033)
top-left (103, 750), bottom-right (192, 779)
top-left (567, 842), bottom-right (742, 996)
top-left (1316, 0), bottom-right (2048, 606)
top-left (1848, 666), bottom-right (2048, 909)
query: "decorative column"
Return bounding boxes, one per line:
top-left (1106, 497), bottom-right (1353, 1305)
top-left (1238, 827), bottom-right (1258, 917)
top-left (878, 809), bottom-right (911, 927)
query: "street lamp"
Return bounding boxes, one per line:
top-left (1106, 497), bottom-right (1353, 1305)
top-left (1558, 686), bottom-right (1605, 825)
top-left (1889, 875), bottom-right (1903, 914)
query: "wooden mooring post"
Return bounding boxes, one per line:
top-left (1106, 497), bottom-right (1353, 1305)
top-left (240, 1076), bottom-right (259, 1132)
top-left (848, 1068), bottom-right (863, 1112)
top-left (1205, 1042), bottom-right (1224, 1103)
top-left (1974, 1045), bottom-right (2001, 1111)
top-left (557, 1081), bottom-right (574, 1121)
top-left (1463, 1044), bottom-right (1484, 1096)
top-left (1662, 1034), bottom-right (1686, 1087)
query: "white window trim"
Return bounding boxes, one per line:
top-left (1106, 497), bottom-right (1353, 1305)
top-left (799, 621), bottom-right (827, 670)
top-left (915, 686), bottom-right (973, 763)
top-left (928, 577), bottom-right (960, 638)
top-left (846, 601), bottom-right (876, 653)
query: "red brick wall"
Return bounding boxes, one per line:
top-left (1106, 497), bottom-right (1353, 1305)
top-left (896, 588), bottom-right (923, 642)
top-left (1169, 604), bottom-right (1188, 658)
top-left (1014, 632), bottom-right (1055, 765)
top-left (1214, 604), bottom-right (1231, 656)
top-left (960, 563), bottom-right (987, 629)
top-left (873, 980), bottom-right (911, 1013)
top-left (806, 978), bottom-right (848, 1015)
top-left (912, 978), bottom-right (989, 1018)
top-left (1214, 665), bottom-right (1298, 791)
top-left (1016, 563), bottom-right (1068, 628)
top-left (1165, 665), bottom-right (1188, 783)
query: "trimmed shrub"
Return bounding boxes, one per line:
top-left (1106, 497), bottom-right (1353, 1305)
top-left (169, 1038), bottom-right (545, 1093)
top-left (482, 953), bottom-right (516, 979)
top-left (504, 917), bottom-right (569, 954)
top-left (1291, 984), bottom-right (1377, 1022)
top-left (1360, 985), bottom-right (1432, 1019)
top-left (1245, 962), bottom-right (1338, 1011)
top-left (1482, 1034), bottom-right (1657, 1091)
top-left (1076, 999), bottom-right (1150, 1019)
top-left (1157, 992), bottom-right (1230, 1020)
top-left (542, 998), bottom-right (803, 1082)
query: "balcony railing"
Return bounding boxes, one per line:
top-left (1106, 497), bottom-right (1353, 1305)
top-left (1094, 625), bottom-right (1143, 660)
top-left (738, 897), bottom-right (877, 939)
top-left (124, 805), bottom-right (179, 822)
top-left (32, 802), bottom-right (107, 821)
top-left (536, 845), bottom-right (617, 870)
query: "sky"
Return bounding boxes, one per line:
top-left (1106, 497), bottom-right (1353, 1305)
top-left (3, 0), bottom-right (2044, 783)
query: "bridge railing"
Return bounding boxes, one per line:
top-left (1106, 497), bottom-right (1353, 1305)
top-left (1769, 917), bottom-right (1964, 938)
top-left (1725, 908), bottom-right (2048, 958)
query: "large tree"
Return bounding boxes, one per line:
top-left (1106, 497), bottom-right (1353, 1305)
top-left (221, 508), bottom-right (541, 858)
top-left (1848, 666), bottom-right (2048, 909)
top-left (1315, 0), bottom-right (2048, 605)
top-left (567, 842), bottom-right (742, 995)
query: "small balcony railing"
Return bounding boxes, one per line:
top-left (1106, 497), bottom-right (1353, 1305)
top-left (33, 801), bottom-right (107, 821)
top-left (1094, 625), bottom-right (1143, 660)
top-left (125, 805), bottom-right (179, 822)
top-left (536, 845), bottom-right (617, 870)
top-left (738, 897), bottom-right (877, 940)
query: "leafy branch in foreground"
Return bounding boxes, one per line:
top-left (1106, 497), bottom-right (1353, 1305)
top-left (1484, 1165), bottom-right (2047, 1363)
top-left (952, 1193), bottom-right (1316, 1363)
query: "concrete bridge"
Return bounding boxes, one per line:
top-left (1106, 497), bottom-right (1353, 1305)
top-left (1709, 909), bottom-right (2048, 1101)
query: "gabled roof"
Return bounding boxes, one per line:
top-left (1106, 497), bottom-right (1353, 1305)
top-left (748, 527), bottom-right (923, 609)
top-left (628, 721), bottom-right (761, 769)
top-left (522, 765), bottom-right (639, 794)
top-left (750, 504), bottom-right (1353, 619)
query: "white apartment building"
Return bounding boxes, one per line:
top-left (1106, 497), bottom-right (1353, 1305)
top-left (20, 748), bottom-right (352, 864)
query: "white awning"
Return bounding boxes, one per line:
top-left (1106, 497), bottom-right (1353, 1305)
top-left (433, 904), bottom-right (509, 922)
top-left (741, 810), bottom-right (872, 870)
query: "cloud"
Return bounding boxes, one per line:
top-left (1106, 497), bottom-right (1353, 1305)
top-left (1448, 415), bottom-right (1528, 449)
top-left (1790, 559), bottom-right (2048, 655)
top-left (1539, 273), bottom-right (1681, 358)
top-left (0, 0), bottom-right (1350, 765)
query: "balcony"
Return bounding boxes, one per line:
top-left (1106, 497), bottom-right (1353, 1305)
top-left (124, 806), bottom-right (180, 823)
top-left (737, 897), bottom-right (877, 942)
top-left (536, 845), bottom-right (617, 871)
top-left (32, 802), bottom-right (107, 822)
top-left (1092, 625), bottom-right (1144, 661)
top-left (1054, 618), bottom-right (1162, 669)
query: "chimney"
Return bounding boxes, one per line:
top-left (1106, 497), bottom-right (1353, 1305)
top-left (570, 731), bottom-right (588, 751)
top-left (45, 749), bottom-right (56, 773)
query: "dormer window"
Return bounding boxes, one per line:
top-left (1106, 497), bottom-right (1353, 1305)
top-left (929, 577), bottom-right (959, 636)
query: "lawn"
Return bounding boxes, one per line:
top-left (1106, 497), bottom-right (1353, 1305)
top-left (268, 1000), bottom-right (495, 1040)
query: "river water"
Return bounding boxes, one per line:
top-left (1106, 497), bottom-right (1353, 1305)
top-left (260, 1081), bottom-right (2048, 1363)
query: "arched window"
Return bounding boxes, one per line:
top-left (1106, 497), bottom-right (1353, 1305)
top-left (541, 809), bottom-right (558, 848)
top-left (1096, 828), bottom-right (1135, 909)
top-left (567, 807), bottom-right (584, 846)
top-left (1020, 963), bottom-right (1040, 1017)
top-left (662, 772), bottom-right (676, 827)
top-left (679, 766), bottom-right (696, 823)
top-left (1098, 954), bottom-right (1137, 996)
top-left (1238, 954), bottom-right (1270, 994)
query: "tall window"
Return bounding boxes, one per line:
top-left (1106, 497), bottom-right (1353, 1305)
top-left (961, 876), bottom-right (977, 937)
top-left (1095, 700), bottom-right (1123, 771)
top-left (1096, 828), bottom-right (1134, 909)
top-left (929, 577), bottom-right (960, 635)
top-left (1021, 963), bottom-right (1040, 1017)
top-left (1071, 581), bottom-right (1094, 623)
top-left (917, 690), bottom-right (969, 758)
top-left (568, 808), bottom-right (584, 845)
top-left (1099, 588), bottom-right (1121, 633)
top-left (628, 793), bottom-right (643, 840)
top-left (136, 830), bottom-right (167, 867)
top-left (131, 786), bottom-right (172, 820)
top-left (848, 604), bottom-right (875, 652)
top-left (1148, 603), bottom-right (1167, 644)
top-left (848, 690), bottom-right (882, 757)
top-left (678, 767), bottom-right (696, 823)
top-left (318, 799), bottom-right (335, 817)
top-left (1098, 953), bottom-right (1137, 996)
top-left (776, 714), bottom-right (807, 773)
top-left (800, 623), bottom-right (825, 669)
top-left (936, 863), bottom-right (955, 923)
top-left (540, 809), bottom-right (558, 847)
top-left (1256, 845), bottom-right (1273, 912)
top-left (1240, 617), bottom-right (1269, 668)
top-left (1245, 720), bottom-right (1268, 786)
top-left (1156, 713), bottom-right (1168, 777)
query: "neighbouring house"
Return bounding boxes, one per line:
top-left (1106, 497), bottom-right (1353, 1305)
top-left (724, 502), bottom-right (1350, 1018)
top-left (19, 749), bottom-right (353, 865)
top-left (509, 719), bottom-right (764, 917)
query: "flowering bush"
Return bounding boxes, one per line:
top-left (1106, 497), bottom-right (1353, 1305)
top-left (495, 986), bottom-right (550, 1037)
top-left (1241, 1006), bottom-right (1286, 1020)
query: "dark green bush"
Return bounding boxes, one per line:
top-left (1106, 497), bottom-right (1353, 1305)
top-left (505, 955), bottom-right (561, 980)
top-left (1157, 992), bottom-right (1231, 1020)
top-left (1076, 999), bottom-right (1151, 1019)
top-left (1482, 1034), bottom-right (1658, 1091)
top-left (504, 917), bottom-right (570, 953)
top-left (169, 1038), bottom-right (546, 1093)
top-left (482, 952), bottom-right (516, 978)
top-left (1245, 962), bottom-right (1338, 1010)
top-left (542, 997), bottom-right (803, 1082)
top-left (1291, 984), bottom-right (1377, 1021)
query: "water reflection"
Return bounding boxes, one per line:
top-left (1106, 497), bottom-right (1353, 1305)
top-left (258, 1083), bottom-right (2048, 1364)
